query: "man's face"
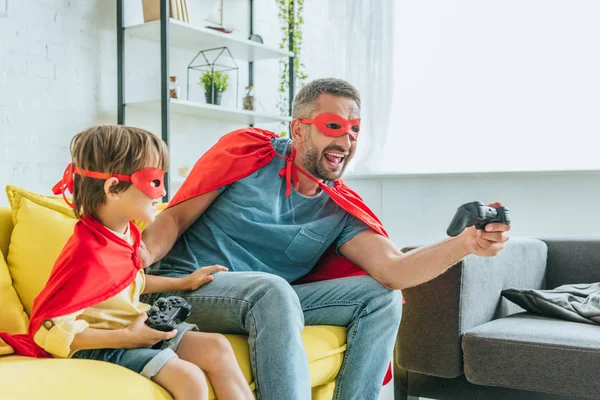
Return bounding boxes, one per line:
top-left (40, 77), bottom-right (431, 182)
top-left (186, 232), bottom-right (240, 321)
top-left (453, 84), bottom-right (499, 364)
top-left (296, 94), bottom-right (359, 181)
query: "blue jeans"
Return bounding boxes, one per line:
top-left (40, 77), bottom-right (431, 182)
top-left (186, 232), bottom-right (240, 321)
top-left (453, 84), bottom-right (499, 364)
top-left (151, 271), bottom-right (402, 400)
top-left (72, 322), bottom-right (198, 379)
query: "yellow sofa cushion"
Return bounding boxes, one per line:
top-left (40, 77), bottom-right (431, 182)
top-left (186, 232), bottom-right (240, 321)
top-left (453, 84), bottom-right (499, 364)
top-left (221, 326), bottom-right (346, 398)
top-left (0, 355), bottom-right (171, 399)
top-left (5, 186), bottom-right (76, 315)
top-left (0, 187), bottom-right (347, 399)
top-left (0, 248), bottom-right (29, 356)
top-left (0, 206), bottom-right (13, 259)
top-left (0, 327), bottom-right (345, 400)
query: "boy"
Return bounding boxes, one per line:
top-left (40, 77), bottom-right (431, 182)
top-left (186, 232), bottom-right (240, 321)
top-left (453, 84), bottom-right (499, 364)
top-left (1, 125), bottom-right (253, 400)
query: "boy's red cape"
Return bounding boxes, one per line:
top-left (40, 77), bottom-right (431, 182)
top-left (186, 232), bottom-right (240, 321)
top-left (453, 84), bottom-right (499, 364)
top-left (0, 217), bottom-right (142, 358)
top-left (168, 127), bottom-right (395, 384)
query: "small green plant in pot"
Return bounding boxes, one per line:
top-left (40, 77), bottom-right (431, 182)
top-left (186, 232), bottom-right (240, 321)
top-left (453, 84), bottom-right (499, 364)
top-left (200, 70), bottom-right (229, 106)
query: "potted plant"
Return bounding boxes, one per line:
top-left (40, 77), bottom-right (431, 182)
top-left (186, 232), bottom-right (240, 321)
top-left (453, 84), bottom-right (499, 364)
top-left (200, 70), bottom-right (229, 105)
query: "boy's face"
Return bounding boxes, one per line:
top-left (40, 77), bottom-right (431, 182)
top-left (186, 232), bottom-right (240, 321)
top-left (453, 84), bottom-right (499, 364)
top-left (106, 150), bottom-right (166, 225)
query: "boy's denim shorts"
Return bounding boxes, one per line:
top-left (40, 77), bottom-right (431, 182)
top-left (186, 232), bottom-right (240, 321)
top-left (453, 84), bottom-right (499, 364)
top-left (72, 322), bottom-right (198, 379)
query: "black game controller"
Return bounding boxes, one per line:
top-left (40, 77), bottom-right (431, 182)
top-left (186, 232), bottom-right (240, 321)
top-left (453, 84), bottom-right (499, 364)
top-left (145, 296), bottom-right (192, 332)
top-left (446, 201), bottom-right (511, 237)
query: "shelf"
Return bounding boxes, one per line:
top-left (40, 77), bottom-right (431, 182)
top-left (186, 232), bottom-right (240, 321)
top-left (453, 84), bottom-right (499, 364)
top-left (125, 19), bottom-right (293, 62)
top-left (126, 99), bottom-right (292, 125)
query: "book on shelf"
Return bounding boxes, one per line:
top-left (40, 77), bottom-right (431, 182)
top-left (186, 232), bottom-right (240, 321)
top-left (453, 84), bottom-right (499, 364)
top-left (181, 0), bottom-right (189, 22)
top-left (142, 0), bottom-right (190, 23)
top-left (169, 0), bottom-right (176, 20)
top-left (176, 0), bottom-right (183, 21)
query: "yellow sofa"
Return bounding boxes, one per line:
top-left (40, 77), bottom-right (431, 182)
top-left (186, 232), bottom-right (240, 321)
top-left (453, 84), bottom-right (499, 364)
top-left (0, 187), bottom-right (347, 399)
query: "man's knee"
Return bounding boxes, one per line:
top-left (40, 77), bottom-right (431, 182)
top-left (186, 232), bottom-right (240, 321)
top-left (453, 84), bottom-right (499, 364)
top-left (386, 288), bottom-right (403, 318)
top-left (356, 276), bottom-right (403, 318)
top-left (249, 273), bottom-right (304, 325)
top-left (251, 273), bottom-right (300, 303)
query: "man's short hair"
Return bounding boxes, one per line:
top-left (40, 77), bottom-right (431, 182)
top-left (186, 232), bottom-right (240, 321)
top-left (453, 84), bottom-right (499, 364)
top-left (70, 125), bottom-right (169, 219)
top-left (292, 78), bottom-right (361, 119)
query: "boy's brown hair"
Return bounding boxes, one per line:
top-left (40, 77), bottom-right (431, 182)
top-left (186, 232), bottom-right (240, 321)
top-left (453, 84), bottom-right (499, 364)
top-left (70, 125), bottom-right (169, 219)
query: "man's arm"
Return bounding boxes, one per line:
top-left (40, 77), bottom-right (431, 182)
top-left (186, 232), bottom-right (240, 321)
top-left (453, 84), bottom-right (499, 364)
top-left (141, 190), bottom-right (221, 267)
top-left (339, 223), bottom-right (510, 291)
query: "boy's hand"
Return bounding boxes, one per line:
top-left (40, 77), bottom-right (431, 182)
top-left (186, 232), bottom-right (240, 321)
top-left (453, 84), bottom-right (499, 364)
top-left (181, 265), bottom-right (228, 291)
top-left (123, 313), bottom-right (177, 348)
top-left (138, 240), bottom-right (153, 268)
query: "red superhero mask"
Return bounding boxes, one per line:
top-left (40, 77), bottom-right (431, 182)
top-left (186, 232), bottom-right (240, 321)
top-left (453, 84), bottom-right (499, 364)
top-left (52, 163), bottom-right (166, 207)
top-left (299, 113), bottom-right (361, 141)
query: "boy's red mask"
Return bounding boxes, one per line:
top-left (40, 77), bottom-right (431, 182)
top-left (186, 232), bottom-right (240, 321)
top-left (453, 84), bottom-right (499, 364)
top-left (52, 163), bottom-right (166, 207)
top-left (299, 113), bottom-right (361, 141)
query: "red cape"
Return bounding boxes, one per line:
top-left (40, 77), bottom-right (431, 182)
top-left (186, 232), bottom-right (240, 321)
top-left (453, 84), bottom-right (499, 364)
top-left (169, 127), bottom-right (389, 283)
top-left (0, 217), bottom-right (142, 357)
top-left (169, 127), bottom-right (394, 384)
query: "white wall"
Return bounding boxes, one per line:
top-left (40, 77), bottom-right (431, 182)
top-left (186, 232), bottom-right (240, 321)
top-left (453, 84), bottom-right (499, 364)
top-left (346, 171), bottom-right (600, 249)
top-left (383, 0), bottom-right (600, 174)
top-left (0, 0), bottom-right (117, 200)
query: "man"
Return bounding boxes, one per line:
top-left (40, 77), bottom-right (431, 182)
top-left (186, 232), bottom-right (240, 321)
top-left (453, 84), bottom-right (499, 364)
top-left (141, 78), bottom-right (510, 400)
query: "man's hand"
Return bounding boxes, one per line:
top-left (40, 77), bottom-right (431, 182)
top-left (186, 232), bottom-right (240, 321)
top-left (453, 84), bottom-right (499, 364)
top-left (181, 265), bottom-right (229, 291)
top-left (138, 240), bottom-right (153, 269)
top-left (459, 202), bottom-right (511, 257)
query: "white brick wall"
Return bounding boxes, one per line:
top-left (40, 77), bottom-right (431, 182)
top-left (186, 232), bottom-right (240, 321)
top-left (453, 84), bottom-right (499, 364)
top-left (0, 0), bottom-right (285, 205)
top-left (0, 0), bottom-right (117, 202)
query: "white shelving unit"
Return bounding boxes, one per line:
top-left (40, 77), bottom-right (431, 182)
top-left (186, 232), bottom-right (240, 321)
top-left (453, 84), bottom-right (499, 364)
top-left (117, 0), bottom-right (295, 198)
top-left (123, 18), bottom-right (292, 126)
top-left (127, 99), bottom-right (291, 125)
top-left (126, 19), bottom-right (293, 62)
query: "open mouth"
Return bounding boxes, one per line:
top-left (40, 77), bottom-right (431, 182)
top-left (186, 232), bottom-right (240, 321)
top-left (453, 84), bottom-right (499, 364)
top-left (323, 151), bottom-right (347, 169)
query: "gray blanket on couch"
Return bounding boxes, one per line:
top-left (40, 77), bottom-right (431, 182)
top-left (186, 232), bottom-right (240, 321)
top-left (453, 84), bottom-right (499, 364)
top-left (502, 282), bottom-right (600, 325)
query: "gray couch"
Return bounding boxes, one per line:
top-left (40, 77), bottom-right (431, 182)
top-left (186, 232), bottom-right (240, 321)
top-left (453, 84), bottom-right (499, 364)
top-left (395, 237), bottom-right (600, 400)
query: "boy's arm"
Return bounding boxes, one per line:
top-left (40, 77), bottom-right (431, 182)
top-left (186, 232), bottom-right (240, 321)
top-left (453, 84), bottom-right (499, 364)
top-left (143, 265), bottom-right (228, 294)
top-left (70, 314), bottom-right (175, 351)
top-left (143, 274), bottom-right (189, 293)
top-left (32, 311), bottom-right (134, 356)
top-left (70, 327), bottom-right (133, 351)
top-left (33, 310), bottom-right (88, 358)
top-left (34, 309), bottom-right (176, 356)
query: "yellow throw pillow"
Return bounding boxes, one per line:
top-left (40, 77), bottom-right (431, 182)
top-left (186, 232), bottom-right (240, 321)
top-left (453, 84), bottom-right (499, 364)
top-left (5, 185), bottom-right (75, 226)
top-left (0, 248), bottom-right (29, 355)
top-left (5, 186), bottom-right (76, 316)
top-left (4, 185), bottom-right (165, 315)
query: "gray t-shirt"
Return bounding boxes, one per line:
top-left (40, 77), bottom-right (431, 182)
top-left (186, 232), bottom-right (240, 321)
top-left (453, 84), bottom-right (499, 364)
top-left (154, 137), bottom-right (371, 282)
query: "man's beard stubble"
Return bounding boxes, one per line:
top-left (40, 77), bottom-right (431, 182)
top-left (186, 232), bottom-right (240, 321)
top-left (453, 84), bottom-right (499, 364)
top-left (301, 134), bottom-right (347, 182)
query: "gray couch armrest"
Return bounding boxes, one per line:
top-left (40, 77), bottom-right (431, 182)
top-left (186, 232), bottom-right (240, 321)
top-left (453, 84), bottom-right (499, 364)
top-left (541, 238), bottom-right (600, 289)
top-left (395, 238), bottom-right (547, 378)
